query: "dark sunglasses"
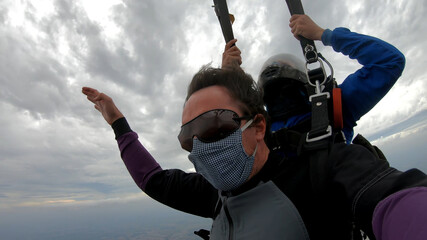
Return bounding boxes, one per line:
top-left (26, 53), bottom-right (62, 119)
top-left (178, 109), bottom-right (252, 152)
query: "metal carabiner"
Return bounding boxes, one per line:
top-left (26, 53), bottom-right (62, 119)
top-left (304, 44), bottom-right (318, 63)
top-left (306, 58), bottom-right (327, 89)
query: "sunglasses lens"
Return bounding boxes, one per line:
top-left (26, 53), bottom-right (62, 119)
top-left (178, 109), bottom-right (241, 152)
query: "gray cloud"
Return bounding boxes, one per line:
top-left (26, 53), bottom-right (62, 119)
top-left (0, 0), bottom-right (426, 218)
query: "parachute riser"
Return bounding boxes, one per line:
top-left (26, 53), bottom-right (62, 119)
top-left (305, 55), bottom-right (335, 142)
top-left (212, 0), bottom-right (235, 44)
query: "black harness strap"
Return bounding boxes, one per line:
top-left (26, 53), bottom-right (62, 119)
top-left (270, 128), bottom-right (305, 152)
top-left (308, 93), bottom-right (331, 139)
top-left (213, 0), bottom-right (234, 43)
top-left (284, 0), bottom-right (318, 63)
top-left (282, 0), bottom-right (342, 195)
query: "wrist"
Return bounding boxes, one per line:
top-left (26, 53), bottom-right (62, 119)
top-left (321, 29), bottom-right (333, 46)
top-left (113, 113), bottom-right (124, 124)
top-left (111, 117), bottom-right (132, 139)
top-left (316, 28), bottom-right (325, 40)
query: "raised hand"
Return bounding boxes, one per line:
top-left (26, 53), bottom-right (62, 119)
top-left (82, 87), bottom-right (124, 125)
top-left (221, 39), bottom-right (242, 70)
top-left (289, 14), bottom-right (325, 41)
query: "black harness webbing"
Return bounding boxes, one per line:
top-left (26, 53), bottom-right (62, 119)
top-left (309, 93), bottom-right (331, 139)
top-left (272, 128), bottom-right (306, 153)
top-left (282, 0), bottom-right (343, 195)
top-left (285, 0), bottom-right (318, 63)
top-left (213, 0), bottom-right (234, 43)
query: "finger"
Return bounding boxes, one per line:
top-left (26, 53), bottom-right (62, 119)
top-left (300, 14), bottom-right (310, 22)
top-left (82, 86), bottom-right (93, 93)
top-left (82, 88), bottom-right (100, 100)
top-left (289, 18), bottom-right (296, 28)
top-left (82, 86), bottom-right (95, 91)
top-left (230, 44), bottom-right (240, 50)
top-left (227, 51), bottom-right (241, 57)
top-left (86, 93), bottom-right (98, 102)
top-left (87, 96), bottom-right (97, 104)
top-left (224, 39), bottom-right (238, 51)
top-left (87, 91), bottom-right (102, 102)
top-left (226, 49), bottom-right (241, 58)
top-left (82, 87), bottom-right (92, 96)
top-left (289, 14), bottom-right (302, 22)
top-left (290, 25), bottom-right (300, 40)
top-left (289, 20), bottom-right (301, 29)
top-left (291, 25), bottom-right (297, 34)
top-left (82, 87), bottom-right (97, 94)
top-left (292, 26), bottom-right (301, 38)
top-left (228, 55), bottom-right (240, 61)
top-left (229, 56), bottom-right (242, 65)
top-left (94, 93), bottom-right (106, 102)
top-left (229, 46), bottom-right (241, 53)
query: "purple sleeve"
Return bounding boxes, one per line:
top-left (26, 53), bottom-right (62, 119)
top-left (372, 187), bottom-right (427, 240)
top-left (117, 131), bottom-right (162, 191)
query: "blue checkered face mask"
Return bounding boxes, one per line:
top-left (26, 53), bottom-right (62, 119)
top-left (188, 119), bottom-right (257, 191)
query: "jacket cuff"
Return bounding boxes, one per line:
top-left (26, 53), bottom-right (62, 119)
top-left (321, 29), bottom-right (333, 46)
top-left (111, 117), bottom-right (132, 139)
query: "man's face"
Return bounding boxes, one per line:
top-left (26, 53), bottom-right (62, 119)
top-left (181, 85), bottom-right (257, 157)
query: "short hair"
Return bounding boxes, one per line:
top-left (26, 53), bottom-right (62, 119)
top-left (186, 66), bottom-right (271, 142)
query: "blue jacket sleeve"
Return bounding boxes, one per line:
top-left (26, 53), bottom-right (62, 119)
top-left (322, 28), bottom-right (405, 141)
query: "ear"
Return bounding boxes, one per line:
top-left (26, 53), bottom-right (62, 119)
top-left (253, 114), bottom-right (267, 142)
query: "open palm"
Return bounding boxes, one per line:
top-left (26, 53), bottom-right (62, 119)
top-left (82, 87), bottom-right (124, 125)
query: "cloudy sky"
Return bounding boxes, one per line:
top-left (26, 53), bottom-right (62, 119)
top-left (1, 0), bottom-right (426, 238)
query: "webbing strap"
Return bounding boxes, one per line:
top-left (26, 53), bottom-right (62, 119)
top-left (213, 0), bottom-right (234, 43)
top-left (270, 128), bottom-right (305, 152)
top-left (303, 135), bottom-right (331, 195)
top-left (284, 0), bottom-right (318, 63)
top-left (284, 0), bottom-right (334, 197)
top-left (284, 0), bottom-right (332, 141)
top-left (308, 93), bottom-right (331, 140)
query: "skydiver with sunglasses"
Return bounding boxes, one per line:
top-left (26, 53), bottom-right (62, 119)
top-left (83, 66), bottom-right (427, 240)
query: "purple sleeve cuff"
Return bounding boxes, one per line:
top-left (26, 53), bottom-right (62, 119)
top-left (111, 117), bottom-right (132, 139)
top-left (372, 187), bottom-right (427, 240)
top-left (117, 131), bottom-right (162, 191)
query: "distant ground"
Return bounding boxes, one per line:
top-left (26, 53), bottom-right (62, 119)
top-left (0, 198), bottom-right (211, 240)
